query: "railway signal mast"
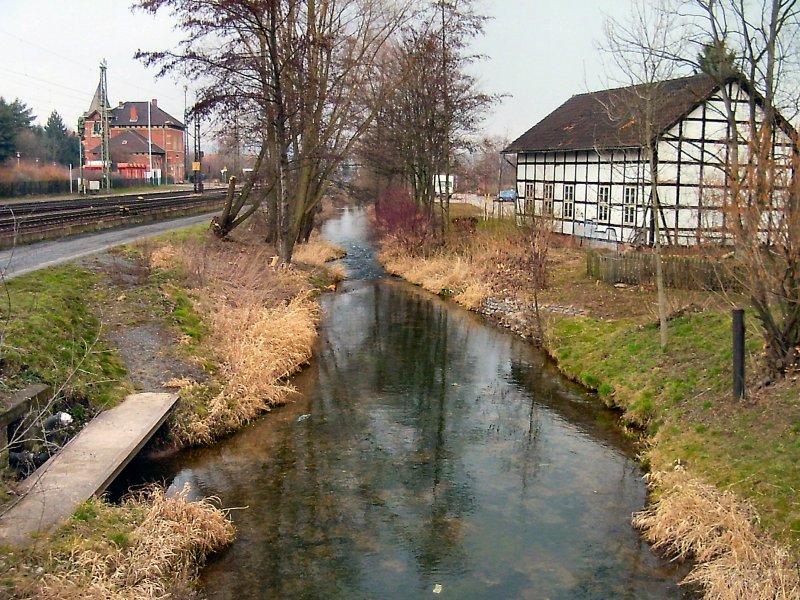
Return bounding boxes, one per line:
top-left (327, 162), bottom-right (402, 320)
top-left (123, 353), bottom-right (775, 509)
top-left (193, 116), bottom-right (203, 193)
top-left (99, 60), bottom-right (112, 191)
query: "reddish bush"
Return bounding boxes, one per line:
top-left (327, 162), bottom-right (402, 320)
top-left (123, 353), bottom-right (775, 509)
top-left (374, 187), bottom-right (437, 254)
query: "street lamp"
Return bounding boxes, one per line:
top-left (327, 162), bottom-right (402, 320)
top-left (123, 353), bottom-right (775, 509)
top-left (16, 152), bottom-right (20, 166)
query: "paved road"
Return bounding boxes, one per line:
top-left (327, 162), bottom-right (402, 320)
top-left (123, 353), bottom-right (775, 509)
top-left (0, 211), bottom-right (217, 280)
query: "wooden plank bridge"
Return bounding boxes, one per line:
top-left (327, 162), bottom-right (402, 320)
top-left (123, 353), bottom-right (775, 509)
top-left (0, 392), bottom-right (178, 547)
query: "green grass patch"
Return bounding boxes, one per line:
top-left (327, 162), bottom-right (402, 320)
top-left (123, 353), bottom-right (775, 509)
top-left (0, 265), bottom-right (127, 407)
top-left (163, 285), bottom-right (206, 342)
top-left (548, 305), bottom-right (800, 551)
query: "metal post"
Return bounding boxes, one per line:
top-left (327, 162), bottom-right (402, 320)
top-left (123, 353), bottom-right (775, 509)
top-left (732, 308), bottom-right (745, 399)
top-left (183, 85), bottom-right (189, 183)
top-left (147, 100), bottom-right (153, 185)
top-left (99, 60), bottom-right (111, 191)
top-left (194, 117), bottom-right (203, 193)
top-left (78, 137), bottom-right (83, 194)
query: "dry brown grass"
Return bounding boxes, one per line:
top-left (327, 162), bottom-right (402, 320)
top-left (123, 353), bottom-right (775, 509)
top-left (293, 235), bottom-right (346, 282)
top-left (378, 225), bottom-right (534, 310)
top-left (380, 249), bottom-right (491, 310)
top-left (292, 235), bottom-right (346, 267)
top-left (7, 488), bottom-right (233, 600)
top-left (633, 468), bottom-right (800, 599)
top-left (137, 234), bottom-right (322, 447)
top-left (177, 293), bottom-right (318, 445)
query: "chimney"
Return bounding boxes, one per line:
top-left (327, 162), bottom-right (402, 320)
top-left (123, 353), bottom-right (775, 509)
top-left (118, 101), bottom-right (123, 108)
top-left (151, 98), bottom-right (158, 107)
top-left (130, 105), bottom-right (138, 122)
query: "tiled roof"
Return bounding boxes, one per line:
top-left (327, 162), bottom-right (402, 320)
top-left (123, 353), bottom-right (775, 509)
top-left (504, 74), bottom-right (719, 153)
top-left (112, 102), bottom-right (184, 129)
top-left (87, 130), bottom-right (165, 156)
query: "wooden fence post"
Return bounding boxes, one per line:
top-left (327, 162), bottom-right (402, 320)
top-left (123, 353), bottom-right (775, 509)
top-left (732, 308), bottom-right (745, 400)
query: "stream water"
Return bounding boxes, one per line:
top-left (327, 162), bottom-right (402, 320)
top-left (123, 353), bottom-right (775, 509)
top-left (117, 208), bottom-right (689, 598)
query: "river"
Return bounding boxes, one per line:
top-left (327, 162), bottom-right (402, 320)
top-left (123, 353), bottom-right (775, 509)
top-left (118, 207), bottom-right (688, 598)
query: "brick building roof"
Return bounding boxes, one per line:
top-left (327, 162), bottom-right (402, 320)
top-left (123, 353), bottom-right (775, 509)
top-left (86, 130), bottom-right (165, 157)
top-left (111, 101), bottom-right (184, 129)
top-left (504, 74), bottom-right (720, 153)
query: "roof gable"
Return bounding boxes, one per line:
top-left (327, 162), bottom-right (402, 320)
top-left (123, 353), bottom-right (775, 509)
top-left (87, 130), bottom-right (165, 156)
top-left (505, 74), bottom-right (719, 153)
top-left (84, 81), bottom-right (108, 118)
top-left (111, 102), bottom-right (184, 129)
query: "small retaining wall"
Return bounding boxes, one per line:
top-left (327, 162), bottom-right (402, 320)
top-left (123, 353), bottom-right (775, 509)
top-left (0, 384), bottom-right (52, 466)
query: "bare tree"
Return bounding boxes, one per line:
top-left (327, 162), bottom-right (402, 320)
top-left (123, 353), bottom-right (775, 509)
top-left (684, 0), bottom-right (800, 376)
top-left (360, 0), bottom-right (493, 229)
top-left (456, 136), bottom-right (512, 196)
top-left (600, 0), bottom-right (689, 348)
top-left (137, 0), bottom-right (412, 264)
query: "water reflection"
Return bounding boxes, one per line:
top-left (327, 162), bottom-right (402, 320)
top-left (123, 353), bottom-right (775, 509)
top-left (120, 208), bottom-right (687, 598)
top-left (189, 271), bottom-right (687, 598)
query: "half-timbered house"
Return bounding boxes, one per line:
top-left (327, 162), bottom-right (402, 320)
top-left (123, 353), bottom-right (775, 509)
top-left (503, 74), bottom-right (796, 246)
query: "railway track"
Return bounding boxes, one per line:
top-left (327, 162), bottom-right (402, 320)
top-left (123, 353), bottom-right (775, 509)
top-left (0, 190), bottom-right (226, 236)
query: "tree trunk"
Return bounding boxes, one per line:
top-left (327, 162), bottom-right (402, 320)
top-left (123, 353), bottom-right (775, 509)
top-left (649, 143), bottom-right (668, 349)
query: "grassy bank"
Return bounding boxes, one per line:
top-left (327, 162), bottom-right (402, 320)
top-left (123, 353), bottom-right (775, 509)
top-left (0, 224), bottom-right (344, 598)
top-left (377, 210), bottom-right (800, 598)
top-left (0, 265), bottom-right (129, 412)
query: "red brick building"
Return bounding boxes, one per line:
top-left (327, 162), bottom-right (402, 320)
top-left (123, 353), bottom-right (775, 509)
top-left (83, 94), bottom-right (186, 183)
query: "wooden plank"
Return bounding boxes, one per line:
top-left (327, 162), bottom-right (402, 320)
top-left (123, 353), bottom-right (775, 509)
top-left (0, 392), bottom-right (178, 547)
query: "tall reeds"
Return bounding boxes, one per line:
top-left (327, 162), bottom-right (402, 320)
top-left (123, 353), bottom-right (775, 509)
top-left (149, 234), bottom-right (332, 446)
top-left (18, 488), bottom-right (233, 600)
top-left (633, 468), bottom-right (800, 599)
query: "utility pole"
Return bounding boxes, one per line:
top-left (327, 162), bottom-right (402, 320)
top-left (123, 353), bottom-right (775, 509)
top-left (99, 60), bottom-right (111, 191)
top-left (163, 122), bottom-right (170, 183)
top-left (77, 126), bottom-right (83, 194)
top-left (183, 85), bottom-right (189, 183)
top-left (439, 0), bottom-right (451, 233)
top-left (193, 116), bottom-right (203, 193)
top-left (147, 99), bottom-right (153, 185)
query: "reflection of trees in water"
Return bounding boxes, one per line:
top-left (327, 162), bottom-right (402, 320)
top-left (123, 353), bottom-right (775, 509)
top-left (507, 348), bottom-right (637, 456)
top-left (193, 281), bottom-right (680, 598)
top-left (316, 283), bottom-right (477, 581)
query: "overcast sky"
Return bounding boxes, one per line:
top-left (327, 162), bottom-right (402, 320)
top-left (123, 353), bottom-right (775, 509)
top-left (2, 1), bottom-right (636, 143)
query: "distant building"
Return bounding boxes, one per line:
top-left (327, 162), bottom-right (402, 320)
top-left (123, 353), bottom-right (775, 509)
top-left (504, 74), bottom-right (796, 246)
top-left (81, 84), bottom-right (186, 182)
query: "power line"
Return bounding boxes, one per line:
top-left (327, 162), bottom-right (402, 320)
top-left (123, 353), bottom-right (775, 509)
top-left (0, 29), bottom-right (98, 74)
top-left (0, 66), bottom-right (91, 100)
top-left (0, 29), bottom-right (186, 107)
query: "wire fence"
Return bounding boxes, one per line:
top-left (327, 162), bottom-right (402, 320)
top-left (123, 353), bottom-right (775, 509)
top-left (586, 250), bottom-right (744, 292)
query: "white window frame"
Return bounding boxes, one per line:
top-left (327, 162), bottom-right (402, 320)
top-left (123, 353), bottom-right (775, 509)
top-left (525, 182), bottom-right (535, 199)
top-left (598, 185), bottom-right (610, 223)
top-left (623, 186), bottom-right (637, 225)
top-left (541, 183), bottom-right (554, 215)
top-left (563, 184), bottom-right (574, 219)
top-left (91, 120), bottom-right (101, 137)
